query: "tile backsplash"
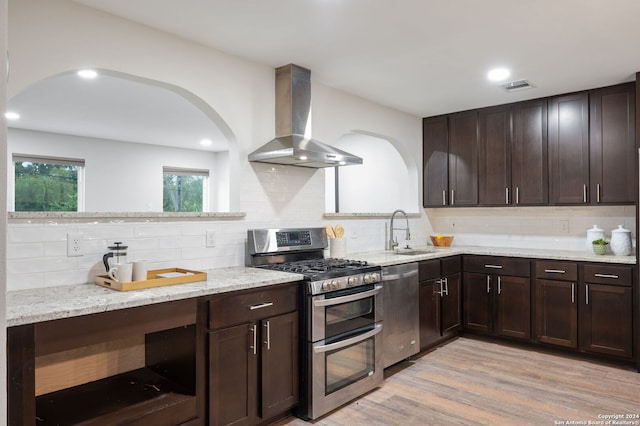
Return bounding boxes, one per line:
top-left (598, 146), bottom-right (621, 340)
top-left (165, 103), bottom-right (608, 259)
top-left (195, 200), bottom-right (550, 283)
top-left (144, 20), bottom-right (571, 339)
top-left (7, 205), bottom-right (636, 291)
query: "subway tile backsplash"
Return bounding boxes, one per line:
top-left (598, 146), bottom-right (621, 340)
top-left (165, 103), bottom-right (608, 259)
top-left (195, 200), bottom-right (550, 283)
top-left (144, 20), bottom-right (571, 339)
top-left (6, 205), bottom-right (635, 291)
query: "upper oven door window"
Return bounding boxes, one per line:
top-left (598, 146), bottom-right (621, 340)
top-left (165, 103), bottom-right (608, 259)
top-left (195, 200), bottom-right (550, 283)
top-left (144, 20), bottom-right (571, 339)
top-left (311, 284), bottom-right (382, 341)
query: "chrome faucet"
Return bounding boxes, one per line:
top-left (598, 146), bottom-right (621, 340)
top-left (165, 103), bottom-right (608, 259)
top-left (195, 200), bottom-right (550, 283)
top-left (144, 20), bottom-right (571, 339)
top-left (388, 209), bottom-right (411, 250)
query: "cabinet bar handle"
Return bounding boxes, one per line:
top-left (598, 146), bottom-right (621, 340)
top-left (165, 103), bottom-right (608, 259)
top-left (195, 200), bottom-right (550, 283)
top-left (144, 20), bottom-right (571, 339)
top-left (434, 279), bottom-right (443, 296)
top-left (571, 283), bottom-right (575, 304)
top-left (544, 269), bottom-right (566, 274)
top-left (442, 190), bottom-right (446, 206)
top-left (515, 187), bottom-right (520, 205)
top-left (583, 184), bottom-right (587, 203)
top-left (594, 273), bottom-right (619, 279)
top-left (484, 264), bottom-right (503, 269)
top-left (451, 189), bottom-right (455, 205)
top-left (250, 324), bottom-right (257, 355)
top-left (505, 187), bottom-right (509, 205)
top-left (596, 184), bottom-right (601, 203)
top-left (250, 302), bottom-right (274, 310)
top-left (585, 284), bottom-right (589, 305)
top-left (486, 275), bottom-right (491, 293)
top-left (443, 277), bottom-right (449, 296)
top-left (497, 276), bottom-right (502, 295)
top-left (264, 320), bottom-right (271, 350)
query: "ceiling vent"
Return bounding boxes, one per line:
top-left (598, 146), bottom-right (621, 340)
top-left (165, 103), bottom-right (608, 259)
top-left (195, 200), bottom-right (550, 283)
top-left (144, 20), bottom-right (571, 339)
top-left (502, 79), bottom-right (534, 92)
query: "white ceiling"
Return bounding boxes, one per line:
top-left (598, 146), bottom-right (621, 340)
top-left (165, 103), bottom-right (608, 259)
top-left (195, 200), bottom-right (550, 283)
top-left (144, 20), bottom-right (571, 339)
top-left (70, 0), bottom-right (640, 118)
top-left (10, 0), bottom-right (640, 150)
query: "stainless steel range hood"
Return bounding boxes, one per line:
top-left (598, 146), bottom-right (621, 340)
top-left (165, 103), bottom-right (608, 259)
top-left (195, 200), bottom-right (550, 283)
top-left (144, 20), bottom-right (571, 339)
top-left (248, 64), bottom-right (363, 168)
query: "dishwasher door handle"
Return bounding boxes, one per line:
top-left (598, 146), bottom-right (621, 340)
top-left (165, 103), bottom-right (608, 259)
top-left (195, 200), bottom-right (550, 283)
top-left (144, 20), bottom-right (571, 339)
top-left (383, 269), bottom-right (419, 281)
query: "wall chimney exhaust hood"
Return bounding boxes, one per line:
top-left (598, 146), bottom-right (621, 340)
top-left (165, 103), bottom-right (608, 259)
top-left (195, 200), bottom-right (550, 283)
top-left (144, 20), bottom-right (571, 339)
top-left (248, 64), bottom-right (363, 168)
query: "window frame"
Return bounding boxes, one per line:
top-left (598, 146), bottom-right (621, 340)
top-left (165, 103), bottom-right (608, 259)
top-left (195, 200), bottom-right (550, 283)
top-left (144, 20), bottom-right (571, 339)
top-left (162, 166), bottom-right (210, 213)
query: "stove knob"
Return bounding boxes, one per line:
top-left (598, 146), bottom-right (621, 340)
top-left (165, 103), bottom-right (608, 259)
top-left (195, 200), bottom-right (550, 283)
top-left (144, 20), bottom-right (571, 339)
top-left (363, 273), bottom-right (372, 284)
top-left (348, 277), bottom-right (358, 286)
top-left (322, 281), bottom-right (330, 291)
top-left (372, 272), bottom-right (381, 283)
top-left (331, 280), bottom-right (339, 290)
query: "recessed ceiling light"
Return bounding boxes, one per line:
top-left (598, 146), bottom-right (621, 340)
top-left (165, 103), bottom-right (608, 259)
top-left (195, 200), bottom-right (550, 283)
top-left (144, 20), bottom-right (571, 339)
top-left (77, 69), bottom-right (98, 79)
top-left (487, 67), bottom-right (511, 82)
top-left (5, 111), bottom-right (20, 120)
top-left (200, 138), bottom-right (213, 147)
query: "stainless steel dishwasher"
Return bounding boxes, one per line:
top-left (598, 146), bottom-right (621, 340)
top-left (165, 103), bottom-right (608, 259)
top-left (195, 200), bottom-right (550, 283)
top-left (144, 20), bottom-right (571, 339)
top-left (381, 262), bottom-right (420, 368)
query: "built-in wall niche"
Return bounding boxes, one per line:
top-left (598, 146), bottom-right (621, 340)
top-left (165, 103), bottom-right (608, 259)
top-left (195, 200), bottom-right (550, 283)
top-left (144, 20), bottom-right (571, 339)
top-left (325, 132), bottom-right (419, 213)
top-left (7, 69), bottom-right (237, 214)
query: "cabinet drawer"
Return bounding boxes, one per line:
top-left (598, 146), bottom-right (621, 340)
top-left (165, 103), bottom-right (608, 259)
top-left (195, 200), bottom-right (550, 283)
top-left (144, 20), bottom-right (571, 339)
top-left (463, 255), bottom-right (530, 277)
top-left (535, 261), bottom-right (577, 281)
top-left (583, 264), bottom-right (632, 286)
top-left (209, 283), bottom-right (299, 329)
top-left (419, 259), bottom-right (441, 281)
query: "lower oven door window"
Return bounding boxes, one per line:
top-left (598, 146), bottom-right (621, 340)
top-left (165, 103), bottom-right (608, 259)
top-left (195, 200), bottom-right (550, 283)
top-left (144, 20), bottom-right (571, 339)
top-left (326, 333), bottom-right (375, 394)
top-left (312, 284), bottom-right (382, 341)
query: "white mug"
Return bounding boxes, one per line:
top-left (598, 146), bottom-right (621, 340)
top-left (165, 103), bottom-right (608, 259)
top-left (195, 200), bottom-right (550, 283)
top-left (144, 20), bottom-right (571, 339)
top-left (132, 261), bottom-right (148, 281)
top-left (108, 263), bottom-right (133, 282)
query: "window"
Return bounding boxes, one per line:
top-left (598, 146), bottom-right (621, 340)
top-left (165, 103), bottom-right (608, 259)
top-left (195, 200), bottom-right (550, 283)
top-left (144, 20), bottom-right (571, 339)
top-left (163, 167), bottom-right (209, 212)
top-left (12, 154), bottom-right (85, 212)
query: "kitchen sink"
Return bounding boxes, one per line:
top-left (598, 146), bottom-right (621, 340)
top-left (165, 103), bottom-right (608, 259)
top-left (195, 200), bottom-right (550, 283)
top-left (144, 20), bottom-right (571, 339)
top-left (394, 248), bottom-right (435, 256)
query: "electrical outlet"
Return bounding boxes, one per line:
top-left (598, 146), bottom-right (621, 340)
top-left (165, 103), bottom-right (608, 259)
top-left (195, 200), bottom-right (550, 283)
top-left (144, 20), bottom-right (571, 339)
top-left (67, 233), bottom-right (83, 257)
top-left (206, 230), bottom-right (216, 248)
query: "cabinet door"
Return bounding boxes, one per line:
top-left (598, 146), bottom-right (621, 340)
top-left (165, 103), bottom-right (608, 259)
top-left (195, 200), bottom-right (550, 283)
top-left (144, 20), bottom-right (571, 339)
top-left (580, 284), bottom-right (632, 358)
top-left (419, 280), bottom-right (442, 350)
top-left (441, 273), bottom-right (461, 335)
top-left (495, 276), bottom-right (530, 340)
top-left (463, 272), bottom-right (491, 333)
top-left (448, 111), bottom-right (479, 206)
top-left (261, 311), bottom-right (299, 420)
top-left (209, 323), bottom-right (258, 426)
top-left (589, 83), bottom-right (636, 204)
top-left (423, 116), bottom-right (449, 207)
top-left (548, 92), bottom-right (589, 204)
top-left (535, 280), bottom-right (577, 348)
top-left (512, 99), bottom-right (548, 205)
top-left (479, 105), bottom-right (511, 205)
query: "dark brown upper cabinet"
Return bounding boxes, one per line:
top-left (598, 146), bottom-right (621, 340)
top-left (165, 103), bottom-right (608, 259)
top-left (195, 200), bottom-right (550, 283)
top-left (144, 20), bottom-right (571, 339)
top-left (511, 99), bottom-right (549, 205)
top-left (423, 112), bottom-right (478, 207)
top-left (448, 110), bottom-right (479, 206)
top-left (479, 105), bottom-right (512, 205)
top-left (589, 82), bottom-right (636, 204)
top-left (423, 116), bottom-right (449, 207)
top-left (548, 92), bottom-right (590, 204)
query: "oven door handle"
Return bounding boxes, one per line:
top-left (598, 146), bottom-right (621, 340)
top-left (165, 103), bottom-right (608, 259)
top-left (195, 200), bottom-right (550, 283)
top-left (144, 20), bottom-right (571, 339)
top-left (313, 285), bottom-right (382, 307)
top-left (313, 323), bottom-right (383, 354)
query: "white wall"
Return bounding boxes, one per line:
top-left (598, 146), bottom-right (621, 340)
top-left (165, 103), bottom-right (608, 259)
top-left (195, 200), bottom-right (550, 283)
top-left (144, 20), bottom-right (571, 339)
top-left (8, 128), bottom-right (223, 212)
top-left (1, 0), bottom-right (9, 419)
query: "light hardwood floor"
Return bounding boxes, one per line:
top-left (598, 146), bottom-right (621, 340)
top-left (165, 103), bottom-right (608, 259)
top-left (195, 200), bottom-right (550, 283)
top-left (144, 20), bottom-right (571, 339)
top-left (277, 338), bottom-right (640, 425)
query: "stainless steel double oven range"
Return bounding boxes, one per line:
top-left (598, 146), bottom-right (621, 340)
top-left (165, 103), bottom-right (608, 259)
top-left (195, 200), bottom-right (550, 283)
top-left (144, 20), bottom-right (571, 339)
top-left (247, 228), bottom-right (383, 420)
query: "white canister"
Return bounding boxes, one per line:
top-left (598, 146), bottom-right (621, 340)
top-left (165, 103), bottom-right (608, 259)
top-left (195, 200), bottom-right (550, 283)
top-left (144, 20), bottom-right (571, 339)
top-left (610, 225), bottom-right (632, 256)
top-left (585, 225), bottom-right (605, 253)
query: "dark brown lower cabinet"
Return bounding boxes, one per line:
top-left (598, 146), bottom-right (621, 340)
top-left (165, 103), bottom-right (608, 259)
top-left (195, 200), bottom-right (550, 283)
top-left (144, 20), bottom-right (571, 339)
top-left (535, 279), bottom-right (578, 348)
top-left (208, 283), bottom-right (299, 426)
top-left (580, 263), bottom-right (633, 359)
top-left (580, 283), bottom-right (632, 358)
top-left (209, 311), bottom-right (298, 426)
top-left (463, 272), bottom-right (531, 340)
top-left (419, 257), bottom-right (461, 351)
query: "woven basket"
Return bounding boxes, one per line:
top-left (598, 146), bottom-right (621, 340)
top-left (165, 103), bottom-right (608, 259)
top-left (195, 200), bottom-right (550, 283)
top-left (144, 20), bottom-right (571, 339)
top-left (430, 235), bottom-right (454, 247)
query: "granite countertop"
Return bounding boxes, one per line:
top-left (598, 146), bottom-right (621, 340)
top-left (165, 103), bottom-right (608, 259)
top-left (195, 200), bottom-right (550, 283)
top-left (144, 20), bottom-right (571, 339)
top-left (6, 245), bottom-right (635, 327)
top-left (6, 267), bottom-right (304, 327)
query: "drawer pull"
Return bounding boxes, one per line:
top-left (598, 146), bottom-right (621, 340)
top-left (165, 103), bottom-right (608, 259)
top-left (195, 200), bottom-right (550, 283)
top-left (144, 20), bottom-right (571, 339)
top-left (594, 273), bottom-right (619, 279)
top-left (486, 275), bottom-right (491, 293)
top-left (544, 269), bottom-right (566, 274)
top-left (264, 320), bottom-right (271, 350)
top-left (250, 302), bottom-right (274, 310)
top-left (571, 283), bottom-right (575, 304)
top-left (484, 264), bottom-right (503, 269)
top-left (585, 284), bottom-right (589, 305)
top-left (250, 324), bottom-right (257, 355)
top-left (497, 276), bottom-right (502, 295)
